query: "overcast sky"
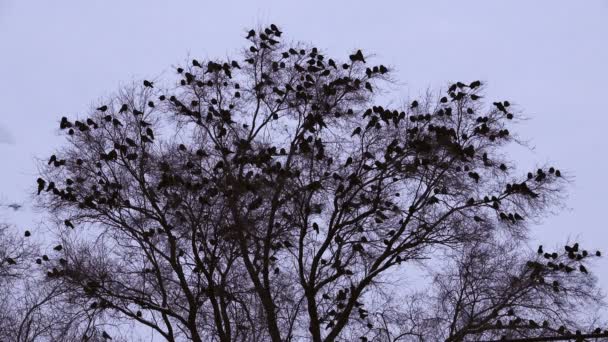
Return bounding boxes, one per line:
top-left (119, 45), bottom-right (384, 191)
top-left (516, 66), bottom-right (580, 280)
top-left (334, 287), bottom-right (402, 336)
top-left (1, 0), bottom-right (607, 328)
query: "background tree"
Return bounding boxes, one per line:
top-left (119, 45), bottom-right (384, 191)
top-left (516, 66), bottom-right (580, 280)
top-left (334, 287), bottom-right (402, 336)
top-left (35, 25), bottom-right (605, 341)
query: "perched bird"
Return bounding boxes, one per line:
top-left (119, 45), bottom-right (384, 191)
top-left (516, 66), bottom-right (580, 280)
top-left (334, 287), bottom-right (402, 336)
top-left (192, 59), bottom-right (201, 67)
top-left (537, 245), bottom-right (543, 254)
top-left (53, 244), bottom-right (63, 251)
top-left (246, 29), bottom-right (255, 39)
top-left (349, 50), bottom-right (365, 63)
top-left (352, 127), bottom-right (362, 137)
top-left (119, 104), bottom-right (128, 113)
top-left (411, 100), bottom-right (418, 109)
top-left (102, 331), bottom-right (112, 340)
top-left (64, 220), bottom-right (75, 229)
top-left (97, 105), bottom-right (108, 112)
top-left (469, 80), bottom-right (482, 88)
top-left (143, 80), bottom-right (154, 88)
top-left (37, 178), bottom-right (46, 194)
top-left (24, 230), bottom-right (31, 237)
top-left (5, 257), bottom-right (16, 265)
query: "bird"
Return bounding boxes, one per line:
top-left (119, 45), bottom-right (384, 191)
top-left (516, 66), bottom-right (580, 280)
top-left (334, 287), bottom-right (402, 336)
top-left (97, 105), bottom-right (108, 112)
top-left (24, 230), bottom-right (31, 237)
top-left (469, 80), bottom-right (482, 88)
top-left (364, 82), bottom-right (373, 92)
top-left (64, 220), bottom-right (75, 229)
top-left (5, 257), bottom-right (16, 265)
top-left (143, 80), bottom-right (154, 88)
top-left (352, 127), bottom-right (362, 136)
top-left (7, 203), bottom-right (21, 211)
top-left (410, 100), bottom-right (418, 109)
top-left (119, 104), bottom-right (128, 113)
top-left (246, 29), bottom-right (255, 39)
top-left (580, 265), bottom-right (588, 274)
top-left (102, 331), bottom-right (112, 340)
top-left (349, 50), bottom-right (365, 63)
top-left (231, 60), bottom-right (241, 69)
top-left (53, 244), bottom-right (63, 251)
top-left (596, 251), bottom-right (602, 257)
top-left (192, 59), bottom-right (201, 67)
top-left (537, 245), bottom-right (543, 254)
top-left (48, 154), bottom-right (57, 165)
top-left (60, 117), bottom-right (72, 129)
top-left (37, 178), bottom-right (46, 194)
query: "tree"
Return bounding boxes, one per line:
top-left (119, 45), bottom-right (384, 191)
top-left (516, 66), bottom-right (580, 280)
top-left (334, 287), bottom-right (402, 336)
top-left (35, 25), bottom-right (605, 341)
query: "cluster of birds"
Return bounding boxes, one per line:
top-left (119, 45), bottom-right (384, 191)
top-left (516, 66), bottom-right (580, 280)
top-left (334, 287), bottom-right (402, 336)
top-left (493, 309), bottom-right (608, 337)
top-left (320, 287), bottom-right (371, 330)
top-left (524, 243), bottom-right (600, 293)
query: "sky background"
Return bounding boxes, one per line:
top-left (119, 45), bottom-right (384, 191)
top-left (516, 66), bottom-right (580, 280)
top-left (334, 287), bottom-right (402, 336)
top-left (1, 0), bottom-right (607, 337)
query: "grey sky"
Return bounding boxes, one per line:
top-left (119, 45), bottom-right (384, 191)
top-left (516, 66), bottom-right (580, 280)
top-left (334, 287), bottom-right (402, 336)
top-left (1, 0), bottom-right (607, 319)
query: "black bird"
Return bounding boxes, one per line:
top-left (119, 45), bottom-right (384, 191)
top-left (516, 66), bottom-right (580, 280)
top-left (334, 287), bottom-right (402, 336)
top-left (579, 265), bottom-right (588, 274)
top-left (231, 60), bottom-right (241, 69)
top-left (469, 80), bottom-right (482, 88)
top-left (25, 230), bottom-right (31, 237)
top-left (125, 138), bottom-right (137, 147)
top-left (53, 244), bottom-right (63, 251)
top-left (60, 117), bottom-right (72, 129)
top-left (537, 245), bottom-right (543, 254)
top-left (192, 59), bottom-right (201, 67)
top-left (365, 82), bottom-right (373, 92)
top-left (410, 100), bottom-right (418, 109)
top-left (42, 255), bottom-right (49, 261)
top-left (596, 251), bottom-right (602, 257)
top-left (143, 80), bottom-right (154, 88)
top-left (48, 154), bottom-right (57, 165)
top-left (119, 104), bottom-right (128, 113)
top-left (349, 50), bottom-right (365, 63)
top-left (246, 29), bottom-right (255, 39)
top-left (102, 331), bottom-right (112, 340)
top-left (35, 258), bottom-right (42, 264)
top-left (37, 178), bottom-right (46, 194)
top-left (352, 127), bottom-right (362, 136)
top-left (64, 220), bottom-right (74, 229)
top-left (97, 105), bottom-right (108, 112)
top-left (5, 257), bottom-right (16, 265)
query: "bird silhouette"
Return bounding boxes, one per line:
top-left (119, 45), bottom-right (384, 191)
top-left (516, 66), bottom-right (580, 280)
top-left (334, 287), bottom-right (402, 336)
top-left (143, 80), bottom-right (154, 88)
top-left (246, 29), bottom-right (255, 39)
top-left (102, 331), bottom-right (112, 340)
top-left (97, 105), bottom-right (108, 112)
top-left (37, 178), bottom-right (46, 194)
top-left (469, 80), bottom-right (481, 88)
top-left (64, 220), bottom-right (74, 229)
top-left (349, 50), bottom-right (365, 63)
top-left (119, 104), bottom-right (128, 113)
top-left (25, 230), bottom-right (31, 237)
top-left (53, 244), bottom-right (63, 251)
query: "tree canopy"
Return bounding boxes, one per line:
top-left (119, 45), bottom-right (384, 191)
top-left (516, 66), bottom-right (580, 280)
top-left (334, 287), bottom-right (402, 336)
top-left (22, 25), bottom-right (607, 341)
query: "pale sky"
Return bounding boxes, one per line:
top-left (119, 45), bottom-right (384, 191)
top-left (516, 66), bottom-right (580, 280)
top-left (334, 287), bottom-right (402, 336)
top-left (1, 0), bottom-right (607, 334)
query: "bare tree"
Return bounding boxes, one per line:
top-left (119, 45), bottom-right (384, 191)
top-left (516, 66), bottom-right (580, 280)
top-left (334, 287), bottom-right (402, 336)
top-left (35, 25), bottom-right (605, 341)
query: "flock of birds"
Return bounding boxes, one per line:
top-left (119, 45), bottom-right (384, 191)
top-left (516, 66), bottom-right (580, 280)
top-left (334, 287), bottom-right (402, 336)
top-left (1, 24), bottom-right (601, 341)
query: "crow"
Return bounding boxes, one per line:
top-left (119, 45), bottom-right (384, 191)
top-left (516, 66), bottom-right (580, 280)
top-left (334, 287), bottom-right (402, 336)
top-left (349, 50), bottom-right (365, 63)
